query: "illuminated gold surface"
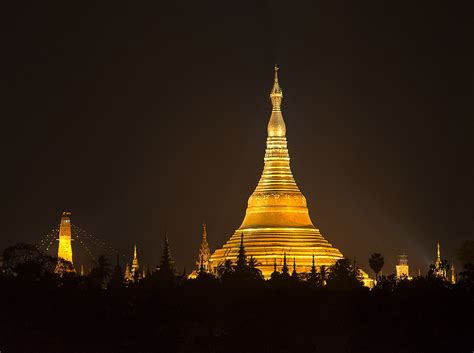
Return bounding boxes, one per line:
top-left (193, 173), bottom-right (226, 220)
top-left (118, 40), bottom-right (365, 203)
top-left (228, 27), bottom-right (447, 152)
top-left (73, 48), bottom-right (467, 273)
top-left (210, 68), bottom-right (345, 279)
top-left (131, 244), bottom-right (140, 277)
top-left (189, 223), bottom-right (212, 279)
top-left (57, 212), bottom-right (74, 264)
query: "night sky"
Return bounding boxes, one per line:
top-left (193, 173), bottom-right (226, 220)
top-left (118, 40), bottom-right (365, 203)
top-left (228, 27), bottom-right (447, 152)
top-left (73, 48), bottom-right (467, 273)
top-left (2, 2), bottom-right (471, 275)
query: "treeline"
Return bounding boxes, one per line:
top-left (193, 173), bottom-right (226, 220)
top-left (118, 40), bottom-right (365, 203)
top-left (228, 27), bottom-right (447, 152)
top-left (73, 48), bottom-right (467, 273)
top-left (0, 240), bottom-right (473, 353)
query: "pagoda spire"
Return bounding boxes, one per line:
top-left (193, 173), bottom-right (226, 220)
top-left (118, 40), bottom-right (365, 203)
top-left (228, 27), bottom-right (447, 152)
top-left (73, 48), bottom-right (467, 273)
top-left (124, 263), bottom-right (132, 282)
top-left (437, 241), bottom-right (441, 262)
top-left (270, 64), bottom-right (283, 111)
top-left (131, 243), bottom-right (140, 279)
top-left (194, 222), bottom-right (211, 271)
top-left (267, 65), bottom-right (286, 137)
top-left (451, 259), bottom-right (456, 284)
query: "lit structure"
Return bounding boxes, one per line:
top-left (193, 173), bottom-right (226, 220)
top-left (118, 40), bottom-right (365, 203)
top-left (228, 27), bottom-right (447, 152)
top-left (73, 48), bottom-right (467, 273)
top-left (396, 254), bottom-right (410, 279)
top-left (124, 263), bottom-right (132, 282)
top-left (451, 260), bottom-right (456, 284)
top-left (57, 212), bottom-right (74, 263)
top-left (124, 244), bottom-right (141, 282)
top-left (189, 223), bottom-right (212, 278)
top-left (131, 244), bottom-right (140, 278)
top-left (434, 241), bottom-right (446, 278)
top-left (209, 67), bottom-right (372, 285)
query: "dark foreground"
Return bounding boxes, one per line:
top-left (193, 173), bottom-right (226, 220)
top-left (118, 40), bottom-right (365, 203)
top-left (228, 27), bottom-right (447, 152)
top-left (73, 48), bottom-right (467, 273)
top-left (0, 277), bottom-right (472, 353)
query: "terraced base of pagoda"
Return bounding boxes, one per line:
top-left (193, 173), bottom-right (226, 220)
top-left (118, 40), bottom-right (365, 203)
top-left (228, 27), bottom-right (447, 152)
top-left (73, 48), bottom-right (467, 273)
top-left (209, 227), bottom-right (344, 279)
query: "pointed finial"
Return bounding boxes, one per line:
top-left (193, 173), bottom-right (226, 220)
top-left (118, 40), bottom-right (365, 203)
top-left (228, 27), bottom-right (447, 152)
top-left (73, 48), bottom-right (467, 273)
top-left (134, 244), bottom-right (137, 259)
top-left (436, 241), bottom-right (441, 266)
top-left (270, 64), bottom-right (283, 111)
top-left (202, 222), bottom-right (207, 239)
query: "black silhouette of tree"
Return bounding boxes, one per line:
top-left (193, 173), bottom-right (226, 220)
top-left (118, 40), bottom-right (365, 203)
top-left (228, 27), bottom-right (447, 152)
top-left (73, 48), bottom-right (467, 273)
top-left (458, 263), bottom-right (474, 290)
top-left (235, 233), bottom-right (247, 274)
top-left (327, 258), bottom-right (363, 290)
top-left (196, 256), bottom-right (216, 282)
top-left (369, 253), bottom-right (384, 280)
top-left (374, 274), bottom-right (398, 292)
top-left (109, 255), bottom-right (124, 288)
top-left (217, 259), bottom-right (234, 282)
top-left (248, 255), bottom-right (263, 281)
top-left (458, 241), bottom-right (474, 267)
top-left (88, 255), bottom-right (112, 289)
top-left (270, 259), bottom-right (280, 281)
top-left (309, 255), bottom-right (317, 281)
top-left (2, 243), bottom-right (57, 281)
top-left (319, 265), bottom-right (328, 286)
top-left (156, 236), bottom-right (175, 282)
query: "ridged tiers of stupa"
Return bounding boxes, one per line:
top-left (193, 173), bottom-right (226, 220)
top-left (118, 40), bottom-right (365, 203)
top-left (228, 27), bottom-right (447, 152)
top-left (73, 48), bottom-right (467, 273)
top-left (209, 67), bottom-right (345, 279)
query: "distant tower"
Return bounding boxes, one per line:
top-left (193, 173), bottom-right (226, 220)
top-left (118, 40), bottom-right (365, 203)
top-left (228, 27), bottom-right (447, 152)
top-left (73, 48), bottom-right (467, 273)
top-left (434, 241), bottom-right (446, 278)
top-left (195, 223), bottom-right (211, 272)
top-left (131, 244), bottom-right (140, 278)
top-left (451, 260), bottom-right (456, 284)
top-left (396, 254), bottom-right (409, 279)
top-left (435, 241), bottom-right (441, 269)
top-left (57, 212), bottom-right (74, 264)
top-left (124, 263), bottom-right (132, 282)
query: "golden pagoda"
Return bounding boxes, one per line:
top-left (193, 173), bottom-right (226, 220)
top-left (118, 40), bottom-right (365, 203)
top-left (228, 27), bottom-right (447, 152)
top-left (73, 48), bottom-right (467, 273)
top-left (55, 211), bottom-right (75, 274)
top-left (210, 66), bottom-right (348, 279)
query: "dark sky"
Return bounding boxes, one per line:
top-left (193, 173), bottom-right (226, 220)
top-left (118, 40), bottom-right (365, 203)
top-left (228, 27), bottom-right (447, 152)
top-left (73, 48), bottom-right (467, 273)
top-left (1, 2), bottom-right (472, 275)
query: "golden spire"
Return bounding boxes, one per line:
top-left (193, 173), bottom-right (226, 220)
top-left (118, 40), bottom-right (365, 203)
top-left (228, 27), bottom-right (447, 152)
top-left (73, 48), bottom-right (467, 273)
top-left (436, 241), bottom-right (441, 267)
top-left (267, 65), bottom-right (286, 136)
top-left (270, 64), bottom-right (283, 106)
top-left (131, 244), bottom-right (140, 279)
top-left (194, 222), bottom-right (211, 272)
top-left (451, 259), bottom-right (456, 284)
top-left (124, 262), bottom-right (132, 281)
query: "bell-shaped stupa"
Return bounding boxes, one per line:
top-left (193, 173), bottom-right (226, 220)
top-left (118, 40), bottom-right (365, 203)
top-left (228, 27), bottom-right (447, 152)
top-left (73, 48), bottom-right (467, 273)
top-left (209, 66), bottom-right (345, 278)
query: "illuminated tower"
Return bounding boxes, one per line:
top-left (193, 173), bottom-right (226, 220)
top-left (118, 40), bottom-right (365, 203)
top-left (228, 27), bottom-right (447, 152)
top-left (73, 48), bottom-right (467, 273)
top-left (57, 212), bottom-right (74, 265)
top-left (210, 67), bottom-right (365, 281)
top-left (434, 241), bottom-right (446, 278)
top-left (131, 244), bottom-right (140, 278)
top-left (124, 263), bottom-right (132, 282)
top-left (195, 223), bottom-right (211, 271)
top-left (396, 254), bottom-right (409, 279)
top-left (451, 260), bottom-right (456, 284)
